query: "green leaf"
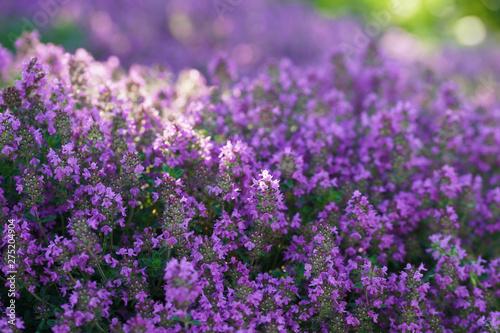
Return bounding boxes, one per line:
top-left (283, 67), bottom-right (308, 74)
top-left (152, 269), bottom-right (163, 277)
top-left (327, 189), bottom-right (343, 203)
top-left (142, 258), bottom-right (154, 267)
top-left (153, 257), bottom-right (161, 267)
top-left (353, 282), bottom-right (364, 288)
top-left (293, 263), bottom-right (306, 279)
top-left (258, 251), bottom-right (269, 258)
top-left (192, 223), bottom-right (202, 232)
top-left (168, 168), bottom-right (175, 178)
top-left (271, 269), bottom-right (286, 278)
top-left (423, 266), bottom-right (436, 283)
top-left (37, 320), bottom-right (46, 331)
top-left (174, 168), bottom-right (184, 179)
top-left (211, 203), bottom-right (222, 216)
top-left (49, 196), bottom-right (64, 203)
top-left (46, 319), bottom-right (56, 327)
top-left (162, 164), bottom-right (170, 173)
top-left (368, 254), bottom-right (378, 265)
top-left (42, 216), bottom-right (57, 223)
top-left (191, 319), bottom-right (203, 325)
top-left (470, 272), bottom-right (478, 288)
top-left (25, 213), bottom-right (37, 222)
top-left (167, 167), bottom-right (184, 179)
top-left (172, 315), bottom-right (183, 323)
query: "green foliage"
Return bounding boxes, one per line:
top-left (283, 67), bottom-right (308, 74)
top-left (302, 0), bottom-right (498, 45)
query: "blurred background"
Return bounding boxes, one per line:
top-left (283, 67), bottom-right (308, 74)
top-left (313, 0), bottom-right (500, 45)
top-left (0, 0), bottom-right (499, 79)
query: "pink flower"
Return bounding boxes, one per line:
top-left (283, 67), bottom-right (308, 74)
top-left (244, 241), bottom-right (255, 250)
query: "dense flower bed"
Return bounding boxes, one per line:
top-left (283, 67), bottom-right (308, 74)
top-left (0, 32), bottom-right (500, 332)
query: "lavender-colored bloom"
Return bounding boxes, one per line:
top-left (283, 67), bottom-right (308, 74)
top-left (0, 19), bottom-right (499, 332)
top-left (164, 257), bottom-right (201, 317)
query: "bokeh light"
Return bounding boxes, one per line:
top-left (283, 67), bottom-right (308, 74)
top-left (454, 16), bottom-right (487, 46)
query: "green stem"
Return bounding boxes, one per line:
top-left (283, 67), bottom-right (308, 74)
top-left (271, 245), bottom-right (281, 270)
top-left (167, 247), bottom-right (172, 261)
top-left (26, 289), bottom-right (56, 308)
top-left (78, 268), bottom-right (91, 280)
top-left (95, 321), bottom-right (106, 332)
top-left (153, 277), bottom-right (164, 295)
top-left (34, 209), bottom-right (49, 244)
top-left (126, 206), bottom-right (135, 230)
top-left (86, 245), bottom-right (108, 283)
top-left (28, 291), bottom-right (42, 302)
top-left (96, 263), bottom-right (108, 283)
top-left (67, 272), bottom-right (77, 284)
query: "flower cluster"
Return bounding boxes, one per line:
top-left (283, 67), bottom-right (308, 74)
top-left (0, 31), bottom-right (499, 333)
